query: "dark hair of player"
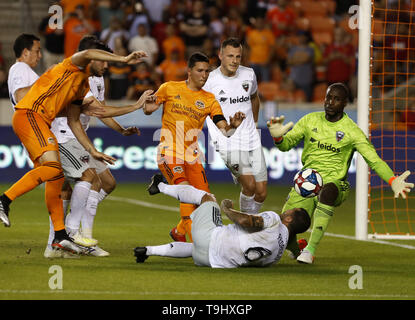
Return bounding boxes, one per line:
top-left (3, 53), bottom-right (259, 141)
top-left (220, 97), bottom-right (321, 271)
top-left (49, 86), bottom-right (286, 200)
top-left (221, 38), bottom-right (242, 50)
top-left (77, 35), bottom-right (113, 53)
top-left (13, 34), bottom-right (40, 58)
top-left (187, 52), bottom-right (209, 68)
top-left (287, 208), bottom-right (311, 235)
top-left (329, 82), bottom-right (350, 102)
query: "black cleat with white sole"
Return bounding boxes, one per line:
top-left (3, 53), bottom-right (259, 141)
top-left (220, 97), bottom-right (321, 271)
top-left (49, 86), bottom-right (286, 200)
top-left (147, 173), bottom-right (166, 195)
top-left (0, 195), bottom-right (10, 227)
top-left (134, 247), bottom-right (149, 263)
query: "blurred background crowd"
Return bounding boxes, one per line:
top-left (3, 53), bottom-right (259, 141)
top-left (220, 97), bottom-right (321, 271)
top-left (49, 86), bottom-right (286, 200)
top-left (0, 0), bottom-right (414, 114)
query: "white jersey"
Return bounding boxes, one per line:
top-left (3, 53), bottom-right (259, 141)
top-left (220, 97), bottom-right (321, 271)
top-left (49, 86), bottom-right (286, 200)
top-left (208, 211), bottom-right (289, 268)
top-left (8, 61), bottom-right (39, 108)
top-left (51, 76), bottom-right (105, 144)
top-left (203, 66), bottom-right (261, 151)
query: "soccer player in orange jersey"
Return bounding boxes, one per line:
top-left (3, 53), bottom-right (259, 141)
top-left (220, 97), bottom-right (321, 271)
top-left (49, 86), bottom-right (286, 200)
top-left (0, 47), bottom-right (149, 254)
top-left (144, 52), bottom-right (245, 242)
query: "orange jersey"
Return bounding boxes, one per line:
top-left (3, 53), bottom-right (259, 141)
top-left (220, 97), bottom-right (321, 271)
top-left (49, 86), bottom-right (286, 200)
top-left (156, 81), bottom-right (224, 161)
top-left (15, 57), bottom-right (90, 126)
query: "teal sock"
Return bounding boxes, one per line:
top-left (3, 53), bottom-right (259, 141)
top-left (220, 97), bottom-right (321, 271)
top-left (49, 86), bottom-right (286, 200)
top-left (306, 203), bottom-right (334, 256)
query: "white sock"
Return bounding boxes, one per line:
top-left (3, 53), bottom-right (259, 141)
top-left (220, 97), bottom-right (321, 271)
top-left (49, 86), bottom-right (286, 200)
top-left (251, 200), bottom-right (263, 214)
top-left (47, 200), bottom-right (70, 249)
top-left (65, 181), bottom-right (91, 234)
top-left (63, 199), bottom-right (70, 216)
top-left (81, 190), bottom-right (100, 239)
top-left (239, 192), bottom-right (255, 213)
top-left (158, 183), bottom-right (207, 205)
top-left (146, 242), bottom-right (193, 257)
top-left (47, 217), bottom-right (55, 249)
top-left (98, 189), bottom-right (108, 202)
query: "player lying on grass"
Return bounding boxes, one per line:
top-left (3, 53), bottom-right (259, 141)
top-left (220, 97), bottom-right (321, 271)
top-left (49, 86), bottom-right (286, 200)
top-left (134, 173), bottom-right (310, 268)
top-left (267, 82), bottom-right (414, 264)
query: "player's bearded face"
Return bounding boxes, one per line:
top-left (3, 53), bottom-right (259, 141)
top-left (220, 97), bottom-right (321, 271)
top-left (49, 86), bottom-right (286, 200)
top-left (90, 60), bottom-right (108, 77)
top-left (188, 62), bottom-right (210, 89)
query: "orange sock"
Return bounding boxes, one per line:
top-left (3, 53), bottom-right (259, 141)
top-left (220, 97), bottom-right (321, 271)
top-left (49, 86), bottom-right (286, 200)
top-left (4, 161), bottom-right (63, 201)
top-left (45, 177), bottom-right (65, 231)
top-left (177, 202), bottom-right (196, 242)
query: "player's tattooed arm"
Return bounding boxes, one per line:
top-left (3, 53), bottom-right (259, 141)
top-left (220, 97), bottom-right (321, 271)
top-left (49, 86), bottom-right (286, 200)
top-left (220, 199), bottom-right (264, 232)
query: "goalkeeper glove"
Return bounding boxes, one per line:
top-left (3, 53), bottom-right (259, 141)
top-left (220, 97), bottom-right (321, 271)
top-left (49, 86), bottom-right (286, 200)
top-left (389, 170), bottom-right (414, 199)
top-left (267, 115), bottom-right (294, 143)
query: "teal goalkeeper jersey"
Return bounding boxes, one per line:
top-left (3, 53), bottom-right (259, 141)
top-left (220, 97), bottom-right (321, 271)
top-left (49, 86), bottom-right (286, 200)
top-left (276, 112), bottom-right (394, 183)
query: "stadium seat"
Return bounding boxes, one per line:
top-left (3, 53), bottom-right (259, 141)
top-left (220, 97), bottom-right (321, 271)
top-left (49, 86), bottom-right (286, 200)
top-left (312, 31), bottom-right (334, 46)
top-left (258, 82), bottom-right (280, 101)
top-left (312, 82), bottom-right (328, 103)
top-left (296, 17), bottom-right (310, 31)
top-left (308, 16), bottom-right (336, 33)
top-left (299, 2), bottom-right (329, 17)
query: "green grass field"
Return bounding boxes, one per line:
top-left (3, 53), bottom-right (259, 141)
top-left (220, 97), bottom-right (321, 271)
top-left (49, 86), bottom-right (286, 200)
top-left (0, 182), bottom-right (414, 301)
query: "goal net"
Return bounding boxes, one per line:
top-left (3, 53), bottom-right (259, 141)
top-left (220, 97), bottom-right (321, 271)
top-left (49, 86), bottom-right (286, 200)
top-left (367, 0), bottom-right (415, 239)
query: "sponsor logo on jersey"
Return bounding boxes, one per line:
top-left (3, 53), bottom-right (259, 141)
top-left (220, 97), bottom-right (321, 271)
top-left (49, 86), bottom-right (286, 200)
top-left (174, 94), bottom-right (181, 100)
top-left (317, 141), bottom-right (341, 153)
top-left (336, 131), bottom-right (345, 142)
top-left (219, 90), bottom-right (226, 95)
top-left (195, 100), bottom-right (205, 109)
top-left (312, 128), bottom-right (318, 132)
top-left (242, 81), bottom-right (250, 92)
top-left (229, 95), bottom-right (250, 104)
top-left (219, 97), bottom-right (228, 103)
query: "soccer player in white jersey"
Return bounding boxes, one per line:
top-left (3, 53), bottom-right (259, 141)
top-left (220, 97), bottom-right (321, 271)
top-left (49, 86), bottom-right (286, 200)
top-left (8, 34), bottom-right (41, 109)
top-left (134, 174), bottom-right (310, 268)
top-left (47, 35), bottom-right (152, 258)
top-left (203, 38), bottom-right (267, 214)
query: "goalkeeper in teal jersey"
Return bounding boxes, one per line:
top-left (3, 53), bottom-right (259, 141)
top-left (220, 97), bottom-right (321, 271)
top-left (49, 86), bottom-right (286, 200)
top-left (267, 83), bottom-right (414, 264)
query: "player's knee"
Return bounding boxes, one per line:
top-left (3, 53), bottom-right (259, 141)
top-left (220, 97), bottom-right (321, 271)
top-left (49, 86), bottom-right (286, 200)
top-left (201, 193), bottom-right (216, 204)
top-left (255, 188), bottom-right (267, 203)
top-left (318, 182), bottom-right (339, 206)
top-left (103, 177), bottom-right (116, 194)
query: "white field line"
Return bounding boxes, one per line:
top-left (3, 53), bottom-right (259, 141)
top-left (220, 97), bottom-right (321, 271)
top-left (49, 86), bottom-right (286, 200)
top-left (0, 289), bottom-right (413, 299)
top-left (107, 196), bottom-right (415, 250)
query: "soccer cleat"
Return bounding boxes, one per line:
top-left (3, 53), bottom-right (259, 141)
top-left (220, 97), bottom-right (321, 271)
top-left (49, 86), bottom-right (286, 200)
top-left (297, 249), bottom-right (315, 264)
top-left (44, 247), bottom-right (80, 259)
top-left (147, 173), bottom-right (166, 195)
top-left (0, 199), bottom-right (10, 227)
top-left (134, 247), bottom-right (148, 263)
top-left (52, 237), bottom-right (84, 255)
top-left (287, 238), bottom-right (308, 259)
top-left (44, 247), bottom-right (63, 259)
top-left (70, 231), bottom-right (98, 247)
top-left (83, 245), bottom-right (110, 257)
top-left (169, 227), bottom-right (186, 242)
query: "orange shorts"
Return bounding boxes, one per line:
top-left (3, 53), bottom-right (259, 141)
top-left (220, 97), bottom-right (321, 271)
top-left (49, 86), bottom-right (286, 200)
top-left (12, 109), bottom-right (59, 163)
top-left (158, 155), bottom-right (210, 192)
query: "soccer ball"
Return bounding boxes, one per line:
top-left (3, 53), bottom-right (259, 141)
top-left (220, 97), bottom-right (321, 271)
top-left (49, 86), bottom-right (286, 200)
top-left (293, 168), bottom-right (323, 198)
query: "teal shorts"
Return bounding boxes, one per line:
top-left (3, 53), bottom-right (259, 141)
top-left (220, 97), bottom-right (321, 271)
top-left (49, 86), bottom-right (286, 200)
top-left (281, 180), bottom-right (350, 218)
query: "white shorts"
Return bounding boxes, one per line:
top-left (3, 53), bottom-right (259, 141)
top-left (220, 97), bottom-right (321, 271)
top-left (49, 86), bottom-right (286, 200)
top-left (219, 147), bottom-right (268, 183)
top-left (58, 139), bottom-right (108, 179)
top-left (190, 201), bottom-right (223, 267)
